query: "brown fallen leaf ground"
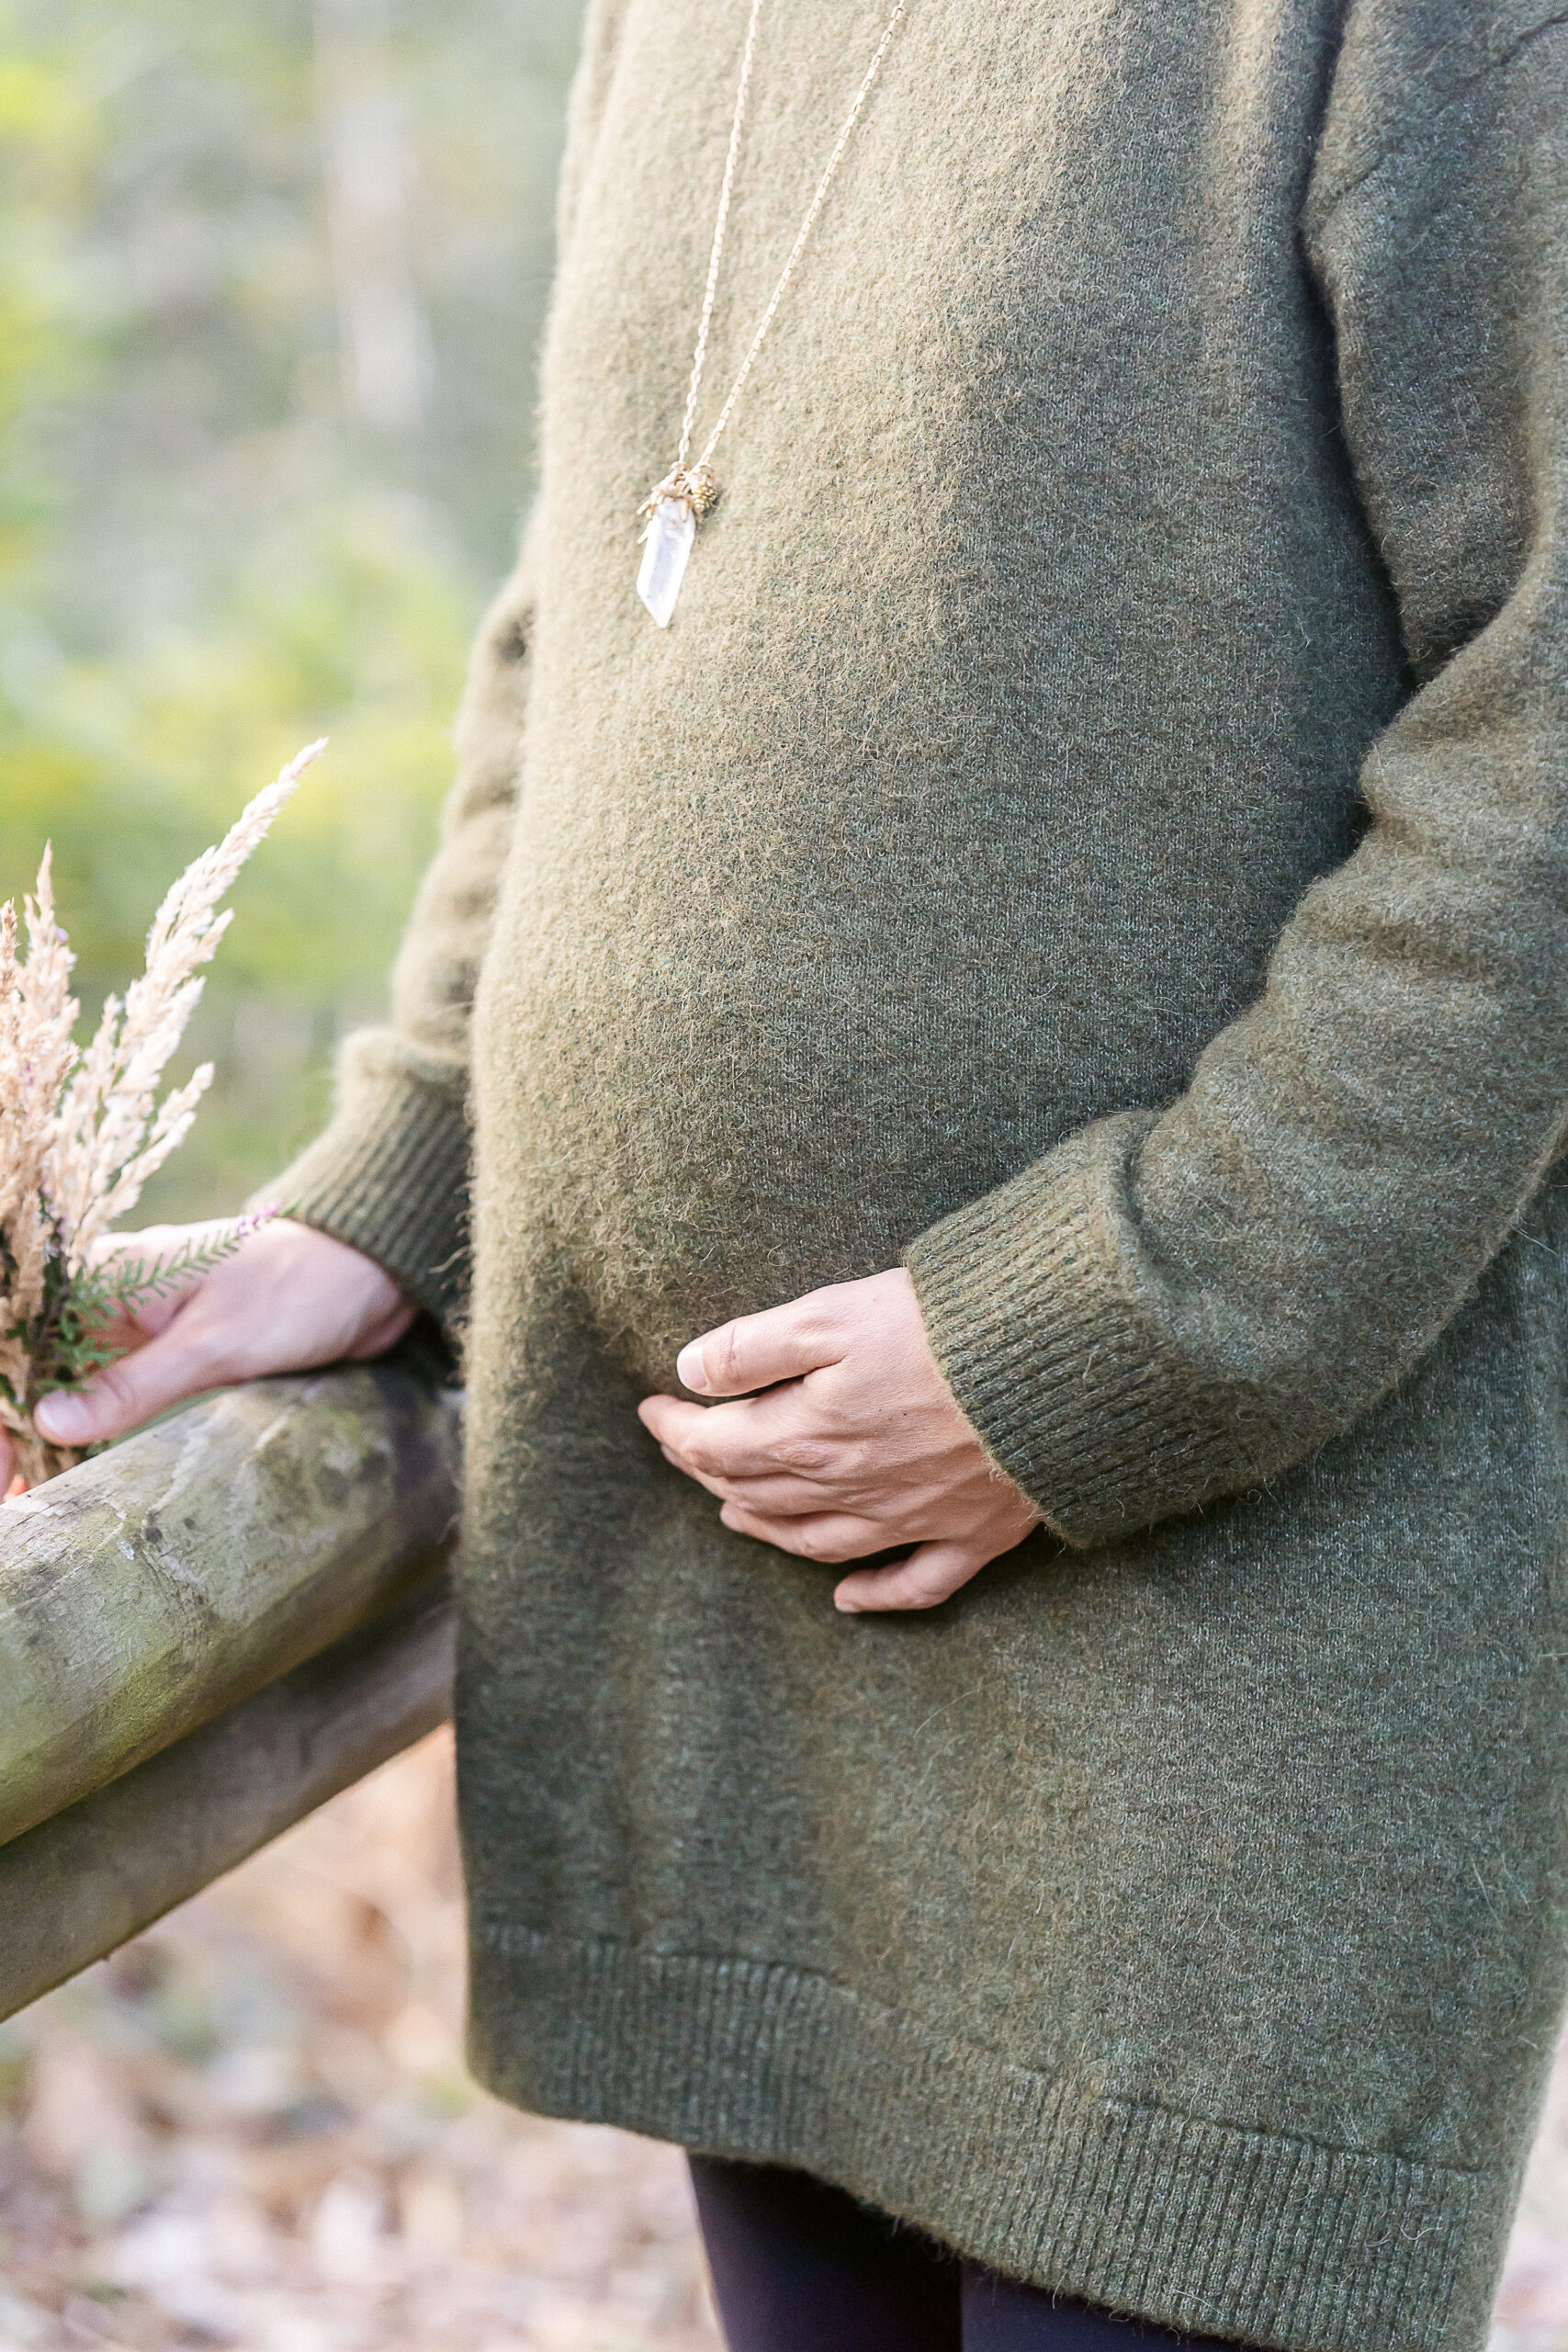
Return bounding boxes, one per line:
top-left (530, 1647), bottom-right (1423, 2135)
top-left (0, 1733), bottom-right (718, 2352)
top-left (0, 1730), bottom-right (1562, 2352)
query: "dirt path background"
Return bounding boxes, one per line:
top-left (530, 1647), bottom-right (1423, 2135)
top-left (0, 1734), bottom-right (1562, 2351)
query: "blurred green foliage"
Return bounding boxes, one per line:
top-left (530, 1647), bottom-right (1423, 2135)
top-left (0, 0), bottom-right (580, 1214)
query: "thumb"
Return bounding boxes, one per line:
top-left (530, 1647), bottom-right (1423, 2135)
top-left (34, 1320), bottom-right (230, 1448)
top-left (676, 1291), bottom-right (846, 1398)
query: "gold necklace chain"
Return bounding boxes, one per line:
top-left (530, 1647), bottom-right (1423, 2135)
top-left (639, 0), bottom-right (908, 537)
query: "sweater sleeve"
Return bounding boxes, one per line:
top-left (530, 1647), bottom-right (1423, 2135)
top-left (905, 12), bottom-right (1568, 1547)
top-left (266, 532), bottom-right (538, 1329)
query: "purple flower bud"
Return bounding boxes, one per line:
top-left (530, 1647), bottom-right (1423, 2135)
top-left (233, 1202), bottom-right (280, 1240)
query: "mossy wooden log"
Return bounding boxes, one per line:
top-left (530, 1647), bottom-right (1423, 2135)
top-left (0, 1571), bottom-right (456, 2023)
top-left (0, 1363), bottom-right (462, 1849)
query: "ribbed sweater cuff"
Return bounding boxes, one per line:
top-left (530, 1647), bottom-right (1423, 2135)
top-left (904, 1118), bottom-right (1285, 1548)
top-left (261, 1038), bottom-right (472, 1332)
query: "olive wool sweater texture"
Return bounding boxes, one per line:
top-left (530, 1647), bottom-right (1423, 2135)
top-left (279, 0), bottom-right (1568, 2344)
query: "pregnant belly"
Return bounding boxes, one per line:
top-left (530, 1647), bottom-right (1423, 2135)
top-left (471, 870), bottom-right (1071, 1375)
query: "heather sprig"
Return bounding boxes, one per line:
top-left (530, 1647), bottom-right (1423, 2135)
top-left (31, 1206), bottom-right (287, 1400)
top-left (0, 744), bottom-right (324, 1488)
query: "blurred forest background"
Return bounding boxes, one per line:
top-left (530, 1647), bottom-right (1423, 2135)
top-left (0, 5), bottom-right (722, 2346)
top-left (0, 0), bottom-right (578, 1214)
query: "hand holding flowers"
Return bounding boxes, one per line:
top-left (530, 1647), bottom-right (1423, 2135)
top-left (0, 742), bottom-right (408, 1487)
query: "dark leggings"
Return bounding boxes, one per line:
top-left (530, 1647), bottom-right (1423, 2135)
top-left (689, 2157), bottom-right (1247, 2352)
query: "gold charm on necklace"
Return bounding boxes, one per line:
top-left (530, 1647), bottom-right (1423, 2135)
top-left (636, 467), bottom-right (718, 629)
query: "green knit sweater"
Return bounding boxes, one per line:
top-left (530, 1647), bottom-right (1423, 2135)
top-left (278, 0), bottom-right (1568, 2343)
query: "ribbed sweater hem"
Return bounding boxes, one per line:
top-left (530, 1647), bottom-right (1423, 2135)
top-left (467, 1928), bottom-right (1495, 2352)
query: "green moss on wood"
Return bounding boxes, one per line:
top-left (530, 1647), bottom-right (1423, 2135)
top-left (0, 1363), bottom-right (461, 1847)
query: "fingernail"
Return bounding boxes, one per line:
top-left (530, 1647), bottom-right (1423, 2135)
top-left (676, 1343), bottom-right (709, 1393)
top-left (835, 1596), bottom-right (862, 1615)
top-left (35, 1393), bottom-right (91, 1442)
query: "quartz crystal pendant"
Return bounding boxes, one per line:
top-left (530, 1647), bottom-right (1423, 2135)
top-left (637, 496), bottom-right (696, 628)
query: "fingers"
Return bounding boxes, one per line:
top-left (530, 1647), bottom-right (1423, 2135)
top-left (27, 1227), bottom-right (219, 1447)
top-left (92, 1226), bottom-right (217, 1337)
top-left (650, 1267), bottom-right (1029, 1612)
top-left (33, 1219), bottom-right (418, 1452)
top-left (674, 1286), bottom-right (851, 1398)
top-left (34, 1318), bottom-right (235, 1448)
top-left (832, 1542), bottom-right (990, 1614)
top-left (659, 1453), bottom-right (856, 1518)
top-left (638, 1391), bottom-right (831, 1481)
top-left (716, 1494), bottom-right (995, 1604)
top-left (718, 1503), bottom-right (894, 1562)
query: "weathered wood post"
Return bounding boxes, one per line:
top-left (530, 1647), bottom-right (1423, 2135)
top-left (0, 1361), bottom-right (462, 2021)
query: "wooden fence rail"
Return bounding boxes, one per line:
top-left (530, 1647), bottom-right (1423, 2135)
top-left (0, 1362), bottom-right (462, 2023)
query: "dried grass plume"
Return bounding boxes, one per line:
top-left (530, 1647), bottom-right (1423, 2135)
top-left (0, 741), bottom-right (325, 1486)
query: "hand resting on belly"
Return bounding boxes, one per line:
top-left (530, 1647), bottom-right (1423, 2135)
top-left (638, 1269), bottom-right (1041, 1613)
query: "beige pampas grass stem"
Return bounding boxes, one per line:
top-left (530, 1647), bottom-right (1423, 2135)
top-left (0, 741), bottom-right (326, 1488)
